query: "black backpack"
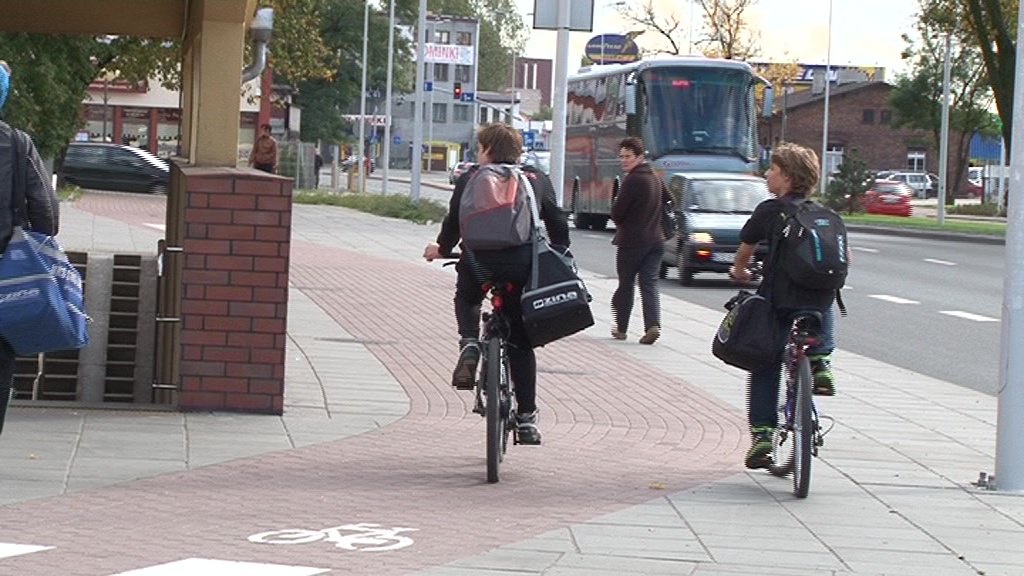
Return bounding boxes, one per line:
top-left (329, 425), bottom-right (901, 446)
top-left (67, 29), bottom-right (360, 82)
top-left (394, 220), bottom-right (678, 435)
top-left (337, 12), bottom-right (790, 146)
top-left (774, 200), bottom-right (848, 291)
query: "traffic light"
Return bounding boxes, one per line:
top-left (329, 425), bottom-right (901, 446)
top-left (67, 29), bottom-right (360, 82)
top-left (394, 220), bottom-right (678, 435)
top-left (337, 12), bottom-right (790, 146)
top-left (453, 82), bottom-right (462, 100)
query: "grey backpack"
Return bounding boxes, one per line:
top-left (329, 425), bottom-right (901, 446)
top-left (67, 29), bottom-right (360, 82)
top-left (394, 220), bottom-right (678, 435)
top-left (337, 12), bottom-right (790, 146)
top-left (459, 164), bottom-right (532, 250)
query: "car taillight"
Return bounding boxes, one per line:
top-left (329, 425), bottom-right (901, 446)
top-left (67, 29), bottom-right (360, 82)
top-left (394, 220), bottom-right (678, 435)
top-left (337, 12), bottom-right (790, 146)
top-left (696, 249), bottom-right (711, 258)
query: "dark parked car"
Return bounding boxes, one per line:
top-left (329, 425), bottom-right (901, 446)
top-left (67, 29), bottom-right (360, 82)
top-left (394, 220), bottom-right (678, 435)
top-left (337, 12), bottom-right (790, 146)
top-left (661, 172), bottom-right (771, 285)
top-left (63, 142), bottom-right (169, 194)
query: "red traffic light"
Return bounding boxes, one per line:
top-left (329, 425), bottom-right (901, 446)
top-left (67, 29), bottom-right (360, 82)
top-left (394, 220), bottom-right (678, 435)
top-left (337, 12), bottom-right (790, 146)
top-left (453, 82), bottom-right (462, 99)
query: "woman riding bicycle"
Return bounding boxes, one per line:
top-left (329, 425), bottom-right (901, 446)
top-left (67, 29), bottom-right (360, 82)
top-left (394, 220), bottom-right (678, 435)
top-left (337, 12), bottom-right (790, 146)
top-left (729, 143), bottom-right (839, 469)
top-left (423, 123), bottom-right (569, 445)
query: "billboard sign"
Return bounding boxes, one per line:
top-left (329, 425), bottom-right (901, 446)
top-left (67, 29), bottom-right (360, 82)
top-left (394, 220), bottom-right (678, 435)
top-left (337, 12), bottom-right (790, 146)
top-left (584, 34), bottom-right (640, 65)
top-left (424, 43), bottom-right (475, 65)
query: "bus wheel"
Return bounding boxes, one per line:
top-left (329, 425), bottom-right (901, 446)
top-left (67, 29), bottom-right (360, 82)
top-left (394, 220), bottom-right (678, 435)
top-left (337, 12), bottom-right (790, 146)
top-left (574, 213), bottom-right (591, 229)
top-left (589, 217), bottom-right (608, 231)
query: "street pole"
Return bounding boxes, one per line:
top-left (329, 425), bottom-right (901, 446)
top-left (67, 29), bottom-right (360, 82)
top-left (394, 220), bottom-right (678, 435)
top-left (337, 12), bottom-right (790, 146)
top-left (937, 32), bottom-right (952, 225)
top-left (550, 0), bottom-right (571, 208)
top-left (509, 50), bottom-right (516, 126)
top-left (358, 0), bottom-right (370, 193)
top-left (994, 0), bottom-right (1024, 493)
top-left (382, 0), bottom-right (396, 195)
top-left (427, 20), bottom-right (435, 172)
top-left (411, 0), bottom-right (427, 202)
top-left (818, 0), bottom-right (833, 199)
top-left (689, 0), bottom-right (695, 54)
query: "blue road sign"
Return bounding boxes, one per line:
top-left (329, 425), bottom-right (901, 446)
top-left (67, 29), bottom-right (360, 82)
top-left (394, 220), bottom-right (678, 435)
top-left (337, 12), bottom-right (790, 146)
top-left (393, 135), bottom-right (402, 145)
top-left (522, 130), bottom-right (536, 148)
top-left (424, 81), bottom-right (433, 92)
top-left (460, 92), bottom-right (475, 102)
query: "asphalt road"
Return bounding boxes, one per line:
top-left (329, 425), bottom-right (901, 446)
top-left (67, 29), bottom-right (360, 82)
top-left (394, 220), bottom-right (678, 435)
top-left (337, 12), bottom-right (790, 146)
top-left (568, 226), bottom-right (1006, 396)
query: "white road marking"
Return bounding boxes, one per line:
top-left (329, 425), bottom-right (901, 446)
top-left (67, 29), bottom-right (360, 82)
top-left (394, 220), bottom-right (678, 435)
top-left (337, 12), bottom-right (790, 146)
top-left (852, 246), bottom-right (879, 253)
top-left (940, 310), bottom-right (1000, 322)
top-left (923, 258), bottom-right (956, 266)
top-left (869, 294), bottom-right (920, 305)
top-left (144, 222), bottom-right (166, 231)
top-left (0, 543), bottom-right (53, 560)
top-left (110, 558), bottom-right (330, 576)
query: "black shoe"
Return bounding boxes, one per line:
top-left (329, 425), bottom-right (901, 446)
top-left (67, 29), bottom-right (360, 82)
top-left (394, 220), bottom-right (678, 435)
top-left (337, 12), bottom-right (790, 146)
top-left (515, 410), bottom-right (542, 445)
top-left (452, 338), bottom-right (480, 390)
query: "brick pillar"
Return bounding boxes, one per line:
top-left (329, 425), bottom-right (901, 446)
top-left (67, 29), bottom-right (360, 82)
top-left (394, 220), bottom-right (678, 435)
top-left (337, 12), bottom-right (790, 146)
top-left (176, 167), bottom-right (292, 414)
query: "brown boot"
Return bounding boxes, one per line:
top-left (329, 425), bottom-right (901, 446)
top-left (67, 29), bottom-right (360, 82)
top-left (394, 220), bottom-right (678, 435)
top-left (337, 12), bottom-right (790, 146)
top-left (639, 326), bottom-right (660, 345)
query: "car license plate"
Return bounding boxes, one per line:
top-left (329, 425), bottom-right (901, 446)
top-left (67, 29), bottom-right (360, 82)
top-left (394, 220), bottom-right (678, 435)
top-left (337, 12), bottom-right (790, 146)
top-left (712, 252), bottom-right (734, 263)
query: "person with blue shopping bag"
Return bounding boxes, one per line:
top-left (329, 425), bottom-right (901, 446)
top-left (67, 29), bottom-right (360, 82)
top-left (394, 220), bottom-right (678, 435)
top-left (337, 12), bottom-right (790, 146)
top-left (0, 60), bottom-right (61, 437)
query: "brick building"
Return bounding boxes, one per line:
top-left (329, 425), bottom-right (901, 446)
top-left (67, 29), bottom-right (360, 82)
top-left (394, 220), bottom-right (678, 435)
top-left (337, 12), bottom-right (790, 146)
top-left (760, 81), bottom-right (954, 177)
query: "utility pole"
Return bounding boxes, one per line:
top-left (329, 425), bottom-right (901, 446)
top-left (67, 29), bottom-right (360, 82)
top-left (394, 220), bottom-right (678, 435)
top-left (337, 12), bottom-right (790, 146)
top-left (937, 32), bottom-right (952, 225)
top-left (382, 0), bottom-right (396, 195)
top-left (358, 1), bottom-right (369, 193)
top-left (818, 0), bottom-right (833, 199)
top-left (994, 0), bottom-right (1024, 493)
top-left (410, 0), bottom-right (427, 202)
top-left (550, 0), bottom-right (571, 208)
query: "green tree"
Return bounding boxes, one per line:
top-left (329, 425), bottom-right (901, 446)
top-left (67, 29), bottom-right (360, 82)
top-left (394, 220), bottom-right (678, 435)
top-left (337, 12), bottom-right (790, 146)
top-left (889, 0), bottom-right (999, 204)
top-left (824, 152), bottom-right (871, 214)
top-left (961, 0), bottom-right (1016, 153)
top-left (0, 1), bottom-right (333, 159)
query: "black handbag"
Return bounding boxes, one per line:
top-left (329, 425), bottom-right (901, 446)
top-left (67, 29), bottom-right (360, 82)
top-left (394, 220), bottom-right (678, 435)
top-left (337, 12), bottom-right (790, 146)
top-left (518, 177), bottom-right (594, 347)
top-left (711, 290), bottom-right (782, 371)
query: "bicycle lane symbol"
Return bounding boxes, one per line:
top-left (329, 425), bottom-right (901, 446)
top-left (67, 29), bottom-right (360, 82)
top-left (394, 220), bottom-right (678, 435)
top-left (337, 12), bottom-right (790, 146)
top-left (248, 523), bottom-right (418, 552)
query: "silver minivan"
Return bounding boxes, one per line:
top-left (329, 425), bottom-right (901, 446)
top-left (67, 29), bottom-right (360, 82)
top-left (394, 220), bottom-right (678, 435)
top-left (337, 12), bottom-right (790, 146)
top-left (887, 172), bottom-right (932, 199)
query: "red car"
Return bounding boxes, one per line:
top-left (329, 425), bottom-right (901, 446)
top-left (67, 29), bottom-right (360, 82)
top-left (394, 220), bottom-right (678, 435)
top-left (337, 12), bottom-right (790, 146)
top-left (862, 180), bottom-right (913, 217)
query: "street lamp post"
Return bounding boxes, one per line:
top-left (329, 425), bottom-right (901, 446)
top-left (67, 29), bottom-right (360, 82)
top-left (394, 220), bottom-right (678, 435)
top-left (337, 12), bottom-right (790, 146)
top-left (358, 0), bottom-right (370, 192)
top-left (818, 0), bottom-right (833, 199)
top-left (410, 0), bottom-right (427, 202)
top-left (383, 0), bottom-right (396, 194)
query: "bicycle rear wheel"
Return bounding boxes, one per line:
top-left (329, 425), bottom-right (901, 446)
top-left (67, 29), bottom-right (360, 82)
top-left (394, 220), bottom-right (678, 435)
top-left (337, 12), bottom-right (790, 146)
top-left (792, 356), bottom-right (814, 498)
top-left (485, 338), bottom-right (502, 483)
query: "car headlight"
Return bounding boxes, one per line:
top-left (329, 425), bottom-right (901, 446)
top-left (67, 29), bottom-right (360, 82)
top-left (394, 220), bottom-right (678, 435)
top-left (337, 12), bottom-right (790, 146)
top-left (688, 232), bottom-right (714, 244)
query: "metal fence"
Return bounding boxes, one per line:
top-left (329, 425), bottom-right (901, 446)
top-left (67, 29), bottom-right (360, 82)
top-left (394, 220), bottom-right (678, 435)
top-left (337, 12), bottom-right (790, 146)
top-left (278, 141), bottom-right (318, 190)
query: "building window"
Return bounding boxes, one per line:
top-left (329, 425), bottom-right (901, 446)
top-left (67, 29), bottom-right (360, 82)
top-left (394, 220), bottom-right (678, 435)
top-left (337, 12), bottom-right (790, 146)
top-left (454, 104), bottom-right (470, 122)
top-left (455, 65), bottom-right (471, 83)
top-left (880, 110), bottom-right (892, 125)
top-left (907, 149), bottom-right (926, 172)
top-left (434, 30), bottom-right (450, 44)
top-left (433, 103), bottom-right (447, 123)
top-left (456, 31), bottom-right (472, 46)
top-left (862, 109), bottom-right (875, 124)
top-left (433, 64), bottom-right (449, 82)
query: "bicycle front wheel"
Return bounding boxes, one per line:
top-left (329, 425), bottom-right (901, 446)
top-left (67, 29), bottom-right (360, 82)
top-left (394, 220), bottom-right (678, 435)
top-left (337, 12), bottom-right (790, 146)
top-left (485, 338), bottom-right (502, 483)
top-left (769, 365), bottom-right (794, 478)
top-left (792, 355), bottom-right (814, 498)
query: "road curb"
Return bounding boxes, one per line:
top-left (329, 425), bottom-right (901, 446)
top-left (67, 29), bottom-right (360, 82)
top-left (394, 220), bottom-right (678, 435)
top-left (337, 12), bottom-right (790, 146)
top-left (846, 223), bottom-right (1005, 245)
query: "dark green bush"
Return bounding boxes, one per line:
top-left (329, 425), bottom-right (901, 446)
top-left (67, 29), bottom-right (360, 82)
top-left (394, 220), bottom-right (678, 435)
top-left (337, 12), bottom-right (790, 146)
top-left (293, 190), bottom-right (448, 224)
top-left (949, 203), bottom-right (1005, 217)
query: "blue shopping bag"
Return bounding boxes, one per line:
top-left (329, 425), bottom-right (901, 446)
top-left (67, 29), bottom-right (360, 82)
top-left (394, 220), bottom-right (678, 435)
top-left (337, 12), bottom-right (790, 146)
top-left (0, 226), bottom-right (89, 355)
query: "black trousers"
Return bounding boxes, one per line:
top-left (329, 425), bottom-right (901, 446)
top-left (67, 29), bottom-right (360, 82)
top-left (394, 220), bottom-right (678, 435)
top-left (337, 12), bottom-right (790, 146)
top-left (454, 255), bottom-right (537, 414)
top-left (611, 242), bottom-right (664, 333)
top-left (254, 162), bottom-right (275, 174)
top-left (0, 339), bottom-right (16, 437)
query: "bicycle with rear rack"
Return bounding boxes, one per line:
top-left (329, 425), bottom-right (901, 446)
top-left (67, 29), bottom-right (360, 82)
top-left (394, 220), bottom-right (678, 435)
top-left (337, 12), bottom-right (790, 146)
top-left (767, 310), bottom-right (834, 498)
top-left (443, 258), bottom-right (518, 483)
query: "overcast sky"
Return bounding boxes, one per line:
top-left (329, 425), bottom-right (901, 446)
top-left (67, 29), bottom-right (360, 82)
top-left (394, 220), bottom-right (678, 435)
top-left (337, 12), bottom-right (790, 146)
top-left (514, 0), bottom-right (919, 80)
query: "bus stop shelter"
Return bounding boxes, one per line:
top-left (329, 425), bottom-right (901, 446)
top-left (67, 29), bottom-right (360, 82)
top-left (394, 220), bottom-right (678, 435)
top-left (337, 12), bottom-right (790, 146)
top-left (4, 0), bottom-right (294, 414)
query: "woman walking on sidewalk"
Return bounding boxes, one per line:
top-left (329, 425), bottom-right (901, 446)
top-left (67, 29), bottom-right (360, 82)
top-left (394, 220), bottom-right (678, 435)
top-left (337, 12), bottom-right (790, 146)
top-left (610, 137), bottom-right (672, 345)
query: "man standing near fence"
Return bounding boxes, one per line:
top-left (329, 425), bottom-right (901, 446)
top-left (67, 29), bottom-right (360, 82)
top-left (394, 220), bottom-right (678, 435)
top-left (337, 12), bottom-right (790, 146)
top-left (0, 60), bottom-right (61, 437)
top-left (248, 123), bottom-right (278, 174)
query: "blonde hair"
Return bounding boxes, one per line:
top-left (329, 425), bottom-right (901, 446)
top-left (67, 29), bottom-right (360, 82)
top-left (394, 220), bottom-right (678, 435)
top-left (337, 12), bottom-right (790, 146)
top-left (771, 143), bottom-right (820, 193)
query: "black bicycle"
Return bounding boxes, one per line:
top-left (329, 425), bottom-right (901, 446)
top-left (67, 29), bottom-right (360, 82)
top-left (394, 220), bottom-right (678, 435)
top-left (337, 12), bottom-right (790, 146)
top-left (767, 311), bottom-right (832, 498)
top-left (442, 258), bottom-right (518, 483)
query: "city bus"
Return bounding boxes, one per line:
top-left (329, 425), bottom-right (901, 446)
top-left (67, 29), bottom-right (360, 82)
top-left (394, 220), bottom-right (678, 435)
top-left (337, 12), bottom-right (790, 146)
top-left (565, 56), bottom-right (772, 230)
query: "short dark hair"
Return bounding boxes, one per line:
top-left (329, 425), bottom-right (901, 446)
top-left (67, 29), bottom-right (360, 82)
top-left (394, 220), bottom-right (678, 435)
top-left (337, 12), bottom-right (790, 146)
top-left (476, 123), bottom-right (522, 164)
top-left (618, 137), bottom-right (645, 157)
top-left (260, 123), bottom-right (272, 132)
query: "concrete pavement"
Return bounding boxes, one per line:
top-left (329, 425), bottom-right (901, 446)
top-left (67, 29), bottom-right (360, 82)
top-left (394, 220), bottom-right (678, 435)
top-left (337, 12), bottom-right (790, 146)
top-left (0, 188), bottom-right (1021, 575)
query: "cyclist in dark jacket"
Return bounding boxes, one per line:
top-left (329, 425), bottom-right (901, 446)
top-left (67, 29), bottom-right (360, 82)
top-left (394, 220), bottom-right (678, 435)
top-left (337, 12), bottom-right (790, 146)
top-left (0, 60), bottom-right (61, 437)
top-left (424, 123), bottom-right (568, 445)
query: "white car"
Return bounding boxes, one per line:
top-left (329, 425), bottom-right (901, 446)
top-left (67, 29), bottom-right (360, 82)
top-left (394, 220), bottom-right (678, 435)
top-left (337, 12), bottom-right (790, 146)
top-left (886, 172), bottom-right (932, 199)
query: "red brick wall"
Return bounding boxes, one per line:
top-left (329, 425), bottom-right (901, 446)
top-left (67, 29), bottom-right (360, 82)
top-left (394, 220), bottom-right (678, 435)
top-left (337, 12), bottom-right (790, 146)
top-left (177, 169), bottom-right (292, 414)
top-left (762, 83), bottom-right (961, 175)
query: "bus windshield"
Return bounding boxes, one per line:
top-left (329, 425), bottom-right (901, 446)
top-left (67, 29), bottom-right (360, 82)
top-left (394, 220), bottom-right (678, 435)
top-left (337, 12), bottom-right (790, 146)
top-left (640, 67), bottom-right (754, 161)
